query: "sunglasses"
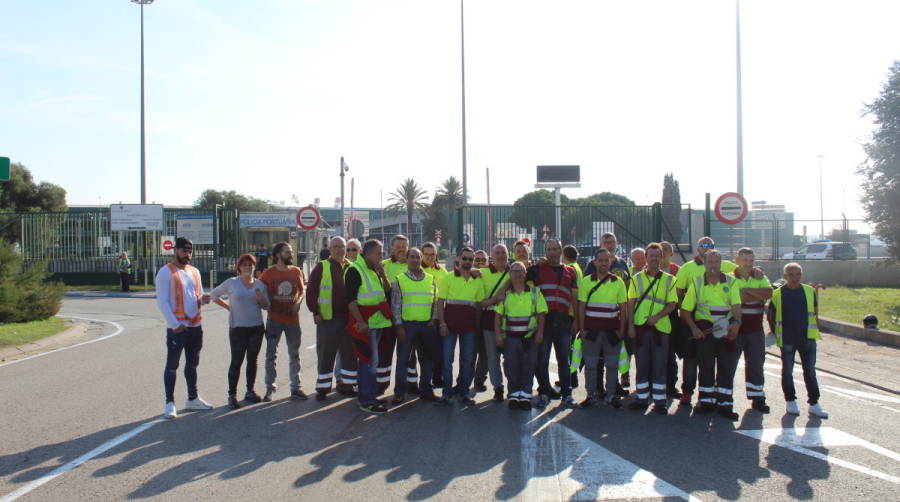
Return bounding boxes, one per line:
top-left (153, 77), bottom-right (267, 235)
top-left (347, 248), bottom-right (359, 252)
top-left (700, 243), bottom-right (716, 249)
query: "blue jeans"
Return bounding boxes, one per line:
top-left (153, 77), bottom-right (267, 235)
top-left (164, 326), bottom-right (203, 404)
top-left (536, 313), bottom-right (573, 397)
top-left (358, 329), bottom-right (383, 405)
top-left (394, 322), bottom-right (439, 397)
top-left (781, 339), bottom-right (820, 405)
top-left (442, 331), bottom-right (476, 399)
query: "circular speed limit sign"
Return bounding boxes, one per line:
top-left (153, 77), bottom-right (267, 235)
top-left (714, 192), bottom-right (748, 225)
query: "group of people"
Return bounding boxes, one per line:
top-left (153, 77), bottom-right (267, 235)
top-left (155, 232), bottom-right (827, 420)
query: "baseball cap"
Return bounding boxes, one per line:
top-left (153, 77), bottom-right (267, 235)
top-left (175, 237), bottom-right (193, 250)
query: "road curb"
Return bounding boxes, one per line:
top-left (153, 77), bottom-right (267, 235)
top-left (0, 320), bottom-right (86, 361)
top-left (819, 316), bottom-right (900, 349)
top-left (65, 291), bottom-right (156, 299)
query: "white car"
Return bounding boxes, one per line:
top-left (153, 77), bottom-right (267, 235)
top-left (782, 242), bottom-right (857, 260)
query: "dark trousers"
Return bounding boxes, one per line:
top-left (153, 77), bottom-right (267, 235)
top-left (473, 324), bottom-right (488, 387)
top-left (536, 313), bottom-right (573, 397)
top-left (634, 326), bottom-right (669, 406)
top-left (504, 336), bottom-right (537, 400)
top-left (119, 272), bottom-right (131, 292)
top-left (377, 328), bottom-right (396, 391)
top-left (696, 335), bottom-right (717, 406)
top-left (316, 318), bottom-right (357, 393)
top-left (395, 322), bottom-right (439, 397)
top-left (781, 338), bottom-right (820, 405)
top-left (736, 329), bottom-right (766, 401)
top-left (164, 326), bottom-right (203, 404)
top-left (714, 338), bottom-right (739, 408)
top-left (228, 325), bottom-right (264, 395)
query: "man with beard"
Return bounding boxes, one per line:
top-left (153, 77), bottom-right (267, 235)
top-left (156, 237), bottom-right (212, 419)
top-left (382, 235), bottom-right (412, 394)
top-left (421, 241), bottom-right (448, 388)
top-left (527, 238), bottom-right (579, 409)
top-left (260, 241), bottom-right (307, 402)
top-left (436, 247), bottom-right (485, 405)
top-left (478, 243), bottom-right (512, 401)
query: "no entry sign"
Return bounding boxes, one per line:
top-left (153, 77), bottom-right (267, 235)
top-left (714, 192), bottom-right (748, 225)
top-left (296, 206), bottom-right (321, 230)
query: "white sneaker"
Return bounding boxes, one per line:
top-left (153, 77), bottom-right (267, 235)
top-left (185, 397), bottom-right (213, 410)
top-left (164, 401), bottom-right (177, 419)
top-left (785, 400), bottom-right (800, 415)
top-left (809, 403), bottom-right (829, 418)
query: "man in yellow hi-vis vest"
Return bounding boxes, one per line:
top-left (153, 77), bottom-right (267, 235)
top-left (770, 262), bottom-right (828, 418)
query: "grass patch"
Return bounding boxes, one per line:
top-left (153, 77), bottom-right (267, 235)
top-left (819, 286), bottom-right (900, 332)
top-left (65, 284), bottom-right (155, 292)
top-left (0, 317), bottom-right (69, 347)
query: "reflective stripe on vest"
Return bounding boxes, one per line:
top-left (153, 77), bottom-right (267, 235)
top-left (692, 274), bottom-right (734, 321)
top-left (398, 272), bottom-right (435, 322)
top-left (636, 272), bottom-right (674, 307)
top-left (168, 263), bottom-right (202, 326)
top-left (772, 284), bottom-right (820, 347)
top-left (501, 289), bottom-right (539, 338)
top-left (350, 261), bottom-right (391, 329)
top-left (741, 301), bottom-right (764, 315)
top-left (318, 260), bottom-right (334, 320)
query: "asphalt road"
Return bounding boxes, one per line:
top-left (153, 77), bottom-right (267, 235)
top-left (1, 297), bottom-right (899, 501)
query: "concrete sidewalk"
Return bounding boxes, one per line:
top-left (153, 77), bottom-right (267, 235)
top-left (765, 330), bottom-right (900, 395)
top-left (64, 291), bottom-right (156, 299)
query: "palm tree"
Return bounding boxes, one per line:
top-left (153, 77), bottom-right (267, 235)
top-left (386, 178), bottom-right (429, 238)
top-left (436, 176), bottom-right (466, 210)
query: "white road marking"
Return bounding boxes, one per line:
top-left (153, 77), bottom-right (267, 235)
top-left (736, 427), bottom-right (900, 485)
top-left (0, 419), bottom-right (162, 502)
top-left (307, 344), bottom-right (317, 349)
top-left (0, 315), bottom-right (125, 368)
top-left (822, 386), bottom-right (900, 404)
top-left (522, 409), bottom-right (701, 501)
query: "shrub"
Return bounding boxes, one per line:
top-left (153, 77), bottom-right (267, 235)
top-left (0, 239), bottom-right (64, 323)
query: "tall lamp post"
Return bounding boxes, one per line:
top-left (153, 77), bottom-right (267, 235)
top-left (340, 157), bottom-right (349, 237)
top-left (817, 154), bottom-right (824, 239)
top-left (132, 0), bottom-right (154, 204)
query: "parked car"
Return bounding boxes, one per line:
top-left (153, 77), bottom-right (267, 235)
top-left (782, 242), bottom-right (857, 260)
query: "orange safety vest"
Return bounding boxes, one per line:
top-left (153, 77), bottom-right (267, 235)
top-left (168, 263), bottom-right (203, 326)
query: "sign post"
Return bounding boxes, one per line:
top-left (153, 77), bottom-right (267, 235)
top-left (535, 165), bottom-right (580, 241)
top-left (714, 192), bottom-right (748, 225)
top-left (0, 157), bottom-right (9, 181)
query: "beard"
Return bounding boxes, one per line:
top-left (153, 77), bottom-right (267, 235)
top-left (461, 263), bottom-right (472, 271)
top-left (282, 255), bottom-right (293, 266)
top-left (177, 255), bottom-right (191, 265)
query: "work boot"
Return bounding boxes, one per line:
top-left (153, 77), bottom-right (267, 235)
top-left (338, 385), bottom-right (358, 397)
top-left (653, 404), bottom-right (668, 416)
top-left (316, 391), bottom-right (328, 402)
top-left (408, 383), bottom-right (420, 395)
top-left (751, 399), bottom-right (770, 413)
top-left (493, 387), bottom-right (504, 402)
top-left (717, 406), bottom-right (739, 420)
top-left (694, 402), bottom-right (715, 414)
top-left (679, 392), bottom-right (692, 407)
top-left (228, 395), bottom-right (240, 409)
top-left (244, 391), bottom-right (262, 404)
top-left (263, 387), bottom-right (276, 402)
top-left (608, 396), bottom-right (623, 409)
top-left (628, 400), bottom-right (648, 411)
top-left (580, 396), bottom-right (598, 408)
top-left (291, 389), bottom-right (309, 401)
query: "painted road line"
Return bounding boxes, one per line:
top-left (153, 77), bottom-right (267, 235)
top-left (0, 419), bottom-right (162, 502)
top-left (736, 427), bottom-right (900, 485)
top-left (0, 316), bottom-right (125, 369)
top-left (822, 386), bottom-right (900, 404)
top-left (307, 344), bottom-right (317, 350)
top-left (522, 409), bottom-right (701, 501)
top-left (761, 369), bottom-right (900, 415)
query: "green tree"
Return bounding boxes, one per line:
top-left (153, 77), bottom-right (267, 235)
top-left (859, 61), bottom-right (900, 258)
top-left (422, 176), bottom-right (467, 245)
top-left (193, 189), bottom-right (274, 212)
top-left (661, 173), bottom-right (683, 243)
top-left (386, 178), bottom-right (429, 238)
top-left (511, 190), bottom-right (637, 243)
top-left (0, 162), bottom-right (68, 243)
top-left (0, 239), bottom-right (64, 323)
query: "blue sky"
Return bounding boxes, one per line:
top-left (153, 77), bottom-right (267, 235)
top-left (1, 0), bottom-right (898, 229)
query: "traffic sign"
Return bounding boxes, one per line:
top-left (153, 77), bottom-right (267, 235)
top-left (296, 205), bottom-right (321, 230)
top-left (161, 236), bottom-right (174, 255)
top-left (714, 192), bottom-right (748, 225)
top-left (0, 157), bottom-right (9, 181)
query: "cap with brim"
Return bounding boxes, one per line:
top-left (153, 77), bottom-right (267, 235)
top-left (175, 237), bottom-right (193, 249)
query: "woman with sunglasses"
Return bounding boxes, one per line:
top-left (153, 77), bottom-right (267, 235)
top-left (211, 253), bottom-right (270, 409)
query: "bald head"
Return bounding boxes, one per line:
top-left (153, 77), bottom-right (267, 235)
top-left (329, 236), bottom-right (347, 261)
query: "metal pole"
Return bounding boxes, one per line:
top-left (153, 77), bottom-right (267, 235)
top-left (554, 187), bottom-right (561, 241)
top-left (340, 157), bottom-right (346, 237)
top-left (817, 155), bottom-right (824, 238)
top-left (138, 3), bottom-right (149, 204)
top-left (460, 0), bottom-right (468, 206)
top-left (735, 0), bottom-right (744, 196)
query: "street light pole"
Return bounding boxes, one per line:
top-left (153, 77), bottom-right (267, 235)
top-left (460, 0), bottom-right (468, 206)
top-left (817, 154), bottom-right (824, 238)
top-left (340, 157), bottom-right (348, 237)
top-left (132, 0), bottom-right (154, 205)
top-left (735, 0), bottom-right (744, 196)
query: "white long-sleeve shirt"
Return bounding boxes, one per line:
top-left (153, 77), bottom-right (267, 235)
top-left (156, 263), bottom-right (204, 330)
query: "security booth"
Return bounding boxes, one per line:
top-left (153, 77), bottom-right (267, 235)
top-left (238, 210), bottom-right (324, 275)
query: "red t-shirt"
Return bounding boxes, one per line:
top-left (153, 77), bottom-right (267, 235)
top-left (260, 266), bottom-right (305, 324)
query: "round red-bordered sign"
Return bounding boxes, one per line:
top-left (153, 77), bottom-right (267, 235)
top-left (162, 240), bottom-right (174, 251)
top-left (296, 205), bottom-right (321, 230)
top-left (714, 192), bottom-right (748, 225)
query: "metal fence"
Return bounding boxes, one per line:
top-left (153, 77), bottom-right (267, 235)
top-left (0, 208), bottom-right (242, 285)
top-left (453, 204), bottom-right (692, 262)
